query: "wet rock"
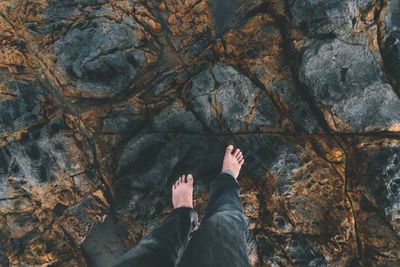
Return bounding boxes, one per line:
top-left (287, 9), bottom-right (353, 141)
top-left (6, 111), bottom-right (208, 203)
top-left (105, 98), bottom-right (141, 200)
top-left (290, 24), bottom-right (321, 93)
top-left (300, 38), bottom-right (400, 132)
top-left (54, 17), bottom-right (146, 98)
top-left (187, 62), bottom-right (280, 133)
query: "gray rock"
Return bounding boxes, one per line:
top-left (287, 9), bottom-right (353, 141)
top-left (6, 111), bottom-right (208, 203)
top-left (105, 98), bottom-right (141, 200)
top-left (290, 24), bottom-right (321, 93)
top-left (54, 17), bottom-right (145, 98)
top-left (383, 31), bottom-right (400, 82)
top-left (102, 104), bottom-right (145, 134)
top-left (152, 100), bottom-right (204, 133)
top-left (285, 234), bottom-right (326, 266)
top-left (234, 134), bottom-right (303, 196)
top-left (289, 0), bottom-right (374, 36)
top-left (209, 0), bottom-right (246, 37)
top-left (300, 38), bottom-right (400, 132)
top-left (0, 242), bottom-right (8, 267)
top-left (289, 0), bottom-right (352, 36)
top-left (257, 215), bottom-right (335, 265)
top-left (367, 146), bottom-right (400, 237)
top-left (60, 192), bottom-right (109, 245)
top-left (187, 63), bottom-right (280, 133)
top-left (0, 117), bottom-right (105, 260)
top-left (268, 79), bottom-right (322, 133)
top-left (0, 79), bottom-right (45, 132)
top-left (333, 82), bottom-right (400, 132)
top-left (0, 118), bottom-right (98, 207)
top-left (82, 217), bottom-right (129, 267)
top-left (382, 0), bottom-right (400, 82)
top-left (102, 115), bottom-right (145, 134)
top-left (384, 0), bottom-right (400, 29)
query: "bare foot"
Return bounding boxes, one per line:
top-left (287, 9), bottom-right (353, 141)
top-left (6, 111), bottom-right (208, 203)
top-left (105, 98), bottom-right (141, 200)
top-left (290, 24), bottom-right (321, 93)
top-left (172, 174), bottom-right (194, 209)
top-left (221, 144), bottom-right (244, 179)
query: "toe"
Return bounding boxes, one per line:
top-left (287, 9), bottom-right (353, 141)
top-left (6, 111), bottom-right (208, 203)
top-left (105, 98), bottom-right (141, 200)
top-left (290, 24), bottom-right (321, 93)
top-left (239, 158), bottom-right (244, 165)
top-left (234, 148), bottom-right (241, 157)
top-left (187, 173), bottom-right (194, 184)
top-left (238, 154), bottom-right (243, 161)
top-left (226, 144), bottom-right (234, 155)
top-left (180, 175), bottom-right (185, 183)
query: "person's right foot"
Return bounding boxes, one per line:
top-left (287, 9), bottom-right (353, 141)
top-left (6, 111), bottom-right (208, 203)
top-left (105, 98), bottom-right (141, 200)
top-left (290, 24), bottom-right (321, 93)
top-left (221, 144), bottom-right (244, 179)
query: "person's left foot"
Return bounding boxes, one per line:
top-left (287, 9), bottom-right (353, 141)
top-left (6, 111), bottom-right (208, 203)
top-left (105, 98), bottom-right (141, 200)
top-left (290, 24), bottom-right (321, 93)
top-left (172, 174), bottom-right (194, 209)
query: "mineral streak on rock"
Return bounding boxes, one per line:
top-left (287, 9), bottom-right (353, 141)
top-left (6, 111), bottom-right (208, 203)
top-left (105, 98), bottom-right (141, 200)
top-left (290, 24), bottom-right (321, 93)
top-left (1, 0), bottom-right (400, 266)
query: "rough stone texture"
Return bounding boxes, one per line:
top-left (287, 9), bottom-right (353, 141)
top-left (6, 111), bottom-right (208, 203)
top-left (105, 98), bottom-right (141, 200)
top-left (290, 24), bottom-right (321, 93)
top-left (346, 137), bottom-right (400, 265)
top-left (187, 62), bottom-right (281, 133)
top-left (54, 17), bottom-right (146, 98)
top-left (289, 0), bottom-right (376, 37)
top-left (1, 0), bottom-right (400, 266)
top-left (300, 38), bottom-right (400, 132)
top-left (382, 0), bottom-right (400, 84)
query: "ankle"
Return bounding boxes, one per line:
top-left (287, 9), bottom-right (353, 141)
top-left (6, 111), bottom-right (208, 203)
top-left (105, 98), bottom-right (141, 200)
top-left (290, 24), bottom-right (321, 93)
top-left (220, 169), bottom-right (234, 178)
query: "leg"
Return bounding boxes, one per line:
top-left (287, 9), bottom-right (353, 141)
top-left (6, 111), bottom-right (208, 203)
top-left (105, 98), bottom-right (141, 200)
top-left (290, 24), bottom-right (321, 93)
top-left (113, 174), bottom-right (198, 267)
top-left (203, 172), bottom-right (243, 218)
top-left (178, 145), bottom-right (250, 267)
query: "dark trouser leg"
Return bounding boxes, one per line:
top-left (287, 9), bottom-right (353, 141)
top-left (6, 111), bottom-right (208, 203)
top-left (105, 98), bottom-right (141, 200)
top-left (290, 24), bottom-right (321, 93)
top-left (113, 207), bottom-right (198, 267)
top-left (178, 173), bottom-right (250, 267)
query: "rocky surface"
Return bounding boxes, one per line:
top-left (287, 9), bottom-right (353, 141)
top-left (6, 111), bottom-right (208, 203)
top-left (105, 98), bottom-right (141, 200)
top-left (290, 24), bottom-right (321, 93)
top-left (0, 0), bottom-right (400, 266)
